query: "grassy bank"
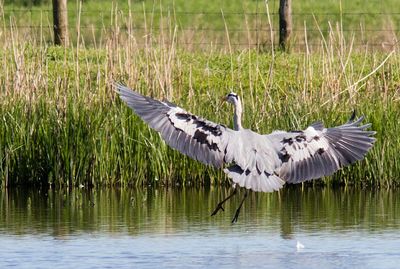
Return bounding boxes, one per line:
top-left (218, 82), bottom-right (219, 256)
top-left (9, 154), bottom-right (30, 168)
top-left (1, 34), bottom-right (400, 188)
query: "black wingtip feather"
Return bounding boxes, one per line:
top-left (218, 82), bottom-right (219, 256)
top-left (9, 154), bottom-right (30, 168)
top-left (348, 109), bottom-right (357, 123)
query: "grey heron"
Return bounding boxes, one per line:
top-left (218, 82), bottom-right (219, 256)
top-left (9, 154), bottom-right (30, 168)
top-left (116, 84), bottom-right (375, 223)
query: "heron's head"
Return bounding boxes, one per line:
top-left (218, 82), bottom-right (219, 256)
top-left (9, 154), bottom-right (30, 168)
top-left (224, 92), bottom-right (240, 105)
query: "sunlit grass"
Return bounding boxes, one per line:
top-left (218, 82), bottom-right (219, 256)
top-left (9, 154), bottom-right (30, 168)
top-left (2, 0), bottom-right (399, 49)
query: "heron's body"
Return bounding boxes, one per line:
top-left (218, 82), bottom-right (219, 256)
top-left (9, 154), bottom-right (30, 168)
top-left (116, 84), bottom-right (375, 222)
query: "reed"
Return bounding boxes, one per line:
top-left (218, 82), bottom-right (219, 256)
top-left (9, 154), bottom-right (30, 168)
top-left (0, 4), bottom-right (399, 188)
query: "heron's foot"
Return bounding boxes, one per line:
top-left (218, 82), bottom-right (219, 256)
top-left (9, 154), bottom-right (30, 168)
top-left (231, 208), bottom-right (241, 224)
top-left (231, 190), bottom-right (248, 224)
top-left (211, 203), bottom-right (225, 216)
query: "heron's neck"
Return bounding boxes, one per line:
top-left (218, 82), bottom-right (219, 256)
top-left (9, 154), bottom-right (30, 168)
top-left (233, 99), bottom-right (243, 131)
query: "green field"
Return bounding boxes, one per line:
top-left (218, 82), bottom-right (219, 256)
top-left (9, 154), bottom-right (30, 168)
top-left (1, 1), bottom-right (400, 188)
top-left (2, 0), bottom-right (399, 49)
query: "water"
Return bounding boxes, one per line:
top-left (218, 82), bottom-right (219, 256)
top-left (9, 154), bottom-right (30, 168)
top-left (0, 187), bottom-right (399, 269)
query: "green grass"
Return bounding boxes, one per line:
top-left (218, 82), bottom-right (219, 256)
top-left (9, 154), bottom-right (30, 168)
top-left (1, 0), bottom-right (399, 49)
top-left (0, 1), bottom-right (400, 188)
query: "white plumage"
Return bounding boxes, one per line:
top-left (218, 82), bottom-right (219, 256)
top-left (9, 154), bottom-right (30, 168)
top-left (116, 84), bottom-right (375, 222)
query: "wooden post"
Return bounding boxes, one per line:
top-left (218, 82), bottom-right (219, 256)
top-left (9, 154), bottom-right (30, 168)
top-left (279, 0), bottom-right (292, 51)
top-left (52, 0), bottom-right (69, 46)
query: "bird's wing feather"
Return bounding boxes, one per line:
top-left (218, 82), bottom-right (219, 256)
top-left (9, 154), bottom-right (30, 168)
top-left (266, 115), bottom-right (376, 183)
top-left (116, 84), bottom-right (233, 168)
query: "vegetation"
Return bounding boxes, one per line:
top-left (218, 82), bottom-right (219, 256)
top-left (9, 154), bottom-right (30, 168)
top-left (2, 0), bottom-right (399, 49)
top-left (0, 1), bottom-right (399, 188)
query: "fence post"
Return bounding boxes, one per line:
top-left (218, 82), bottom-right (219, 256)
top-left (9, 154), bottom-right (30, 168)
top-left (52, 0), bottom-right (69, 46)
top-left (279, 0), bottom-right (292, 51)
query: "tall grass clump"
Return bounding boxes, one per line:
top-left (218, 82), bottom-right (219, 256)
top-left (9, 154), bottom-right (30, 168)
top-left (0, 4), bottom-right (400, 188)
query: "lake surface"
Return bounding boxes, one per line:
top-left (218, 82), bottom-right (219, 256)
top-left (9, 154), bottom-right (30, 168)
top-left (0, 187), bottom-right (399, 269)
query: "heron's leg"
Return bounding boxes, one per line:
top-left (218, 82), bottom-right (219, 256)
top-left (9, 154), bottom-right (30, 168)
top-left (231, 189), bottom-right (248, 224)
top-left (211, 188), bottom-right (237, 216)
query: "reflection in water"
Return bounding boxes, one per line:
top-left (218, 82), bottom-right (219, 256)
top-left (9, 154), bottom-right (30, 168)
top-left (1, 187), bottom-right (399, 238)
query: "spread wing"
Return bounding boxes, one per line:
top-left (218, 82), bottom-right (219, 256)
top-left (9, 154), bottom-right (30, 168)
top-left (266, 114), bottom-right (376, 183)
top-left (116, 84), bottom-right (375, 192)
top-left (116, 84), bottom-right (234, 168)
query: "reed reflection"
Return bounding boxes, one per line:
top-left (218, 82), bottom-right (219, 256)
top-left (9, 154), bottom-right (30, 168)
top-left (0, 187), bottom-right (398, 239)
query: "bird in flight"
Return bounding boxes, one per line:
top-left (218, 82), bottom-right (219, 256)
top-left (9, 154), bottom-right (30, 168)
top-left (116, 84), bottom-right (375, 223)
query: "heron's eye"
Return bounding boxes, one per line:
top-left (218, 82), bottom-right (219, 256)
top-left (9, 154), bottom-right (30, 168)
top-left (227, 93), bottom-right (237, 99)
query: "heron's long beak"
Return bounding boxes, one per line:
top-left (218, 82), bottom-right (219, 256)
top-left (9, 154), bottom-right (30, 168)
top-left (219, 96), bottom-right (227, 107)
